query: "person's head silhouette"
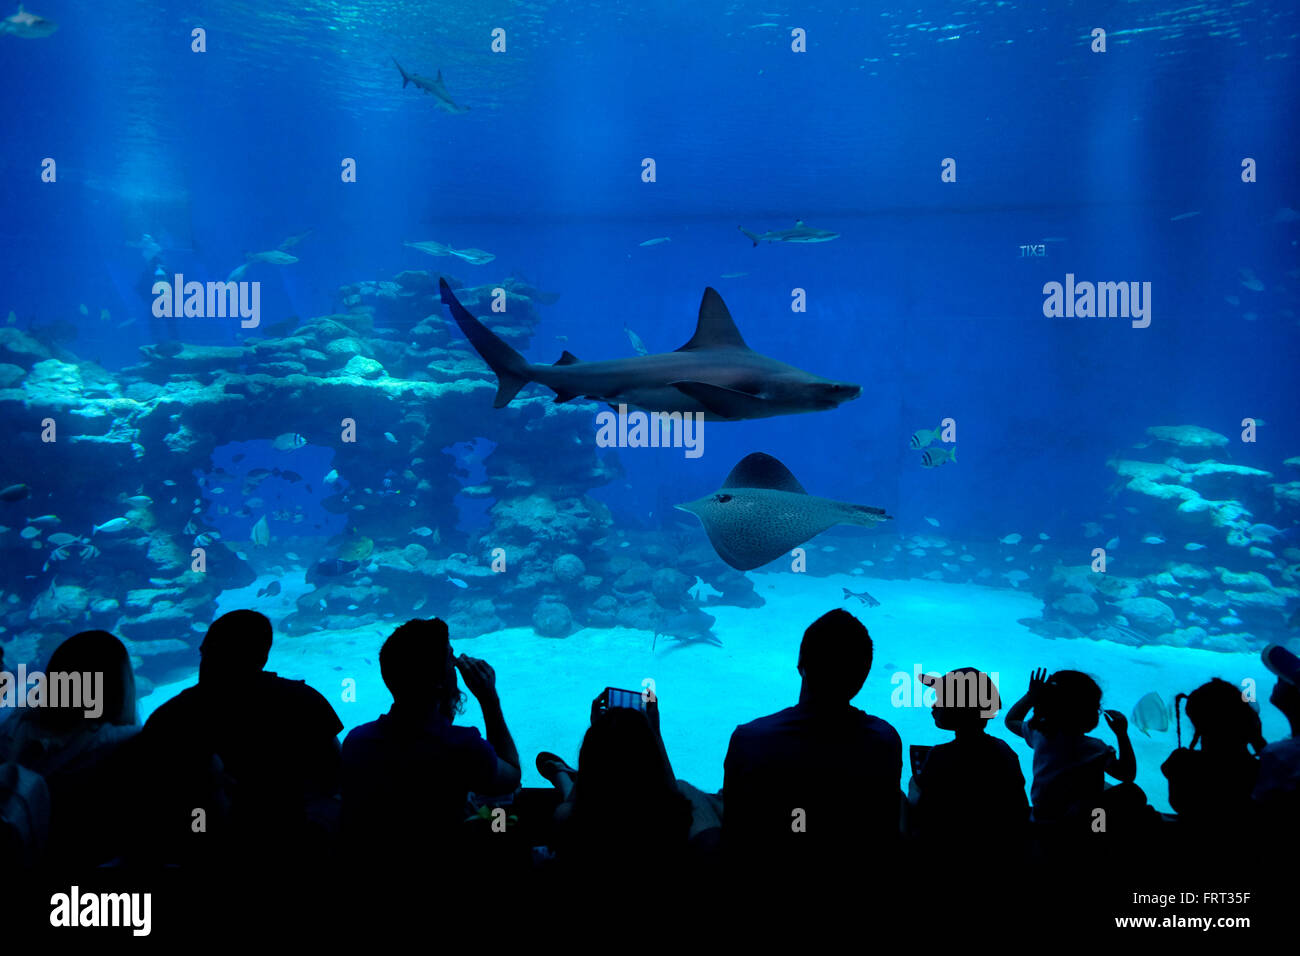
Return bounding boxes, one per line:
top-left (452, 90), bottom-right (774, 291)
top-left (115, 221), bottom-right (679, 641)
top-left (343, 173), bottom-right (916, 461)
top-left (198, 610), bottom-right (272, 684)
top-left (1182, 677), bottom-right (1262, 752)
top-left (1031, 669), bottom-right (1102, 735)
top-left (924, 666), bottom-right (1000, 732)
top-left (797, 608), bottom-right (873, 706)
top-left (1262, 644), bottom-right (1300, 733)
top-left (379, 618), bottom-right (464, 718)
top-left (38, 629), bottom-right (136, 730)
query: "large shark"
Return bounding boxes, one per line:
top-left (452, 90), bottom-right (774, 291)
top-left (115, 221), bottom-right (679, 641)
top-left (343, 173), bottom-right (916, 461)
top-left (739, 220), bottom-right (840, 247)
top-left (438, 279), bottom-right (861, 421)
top-left (676, 452), bottom-right (893, 570)
top-left (1, 4), bottom-right (56, 37)
top-left (392, 58), bottom-right (469, 113)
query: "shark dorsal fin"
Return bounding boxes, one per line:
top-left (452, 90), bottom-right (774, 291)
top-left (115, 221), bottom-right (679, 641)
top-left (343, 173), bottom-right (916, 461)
top-left (676, 288), bottom-right (749, 351)
top-left (722, 452), bottom-right (807, 494)
top-left (555, 350), bottom-right (581, 365)
top-left (437, 69), bottom-right (443, 82)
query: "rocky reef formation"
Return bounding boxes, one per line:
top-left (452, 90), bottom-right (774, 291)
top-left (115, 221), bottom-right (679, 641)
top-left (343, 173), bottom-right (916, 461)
top-left (0, 270), bottom-right (755, 685)
top-left (752, 424), bottom-right (1299, 655)
top-left (1033, 426), bottom-right (1298, 652)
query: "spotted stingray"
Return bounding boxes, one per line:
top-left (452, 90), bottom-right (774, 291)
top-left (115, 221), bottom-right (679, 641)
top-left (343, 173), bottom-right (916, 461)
top-left (676, 452), bottom-right (892, 571)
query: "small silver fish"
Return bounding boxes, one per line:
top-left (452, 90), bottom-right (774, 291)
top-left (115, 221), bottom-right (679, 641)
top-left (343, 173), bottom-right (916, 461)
top-left (624, 325), bottom-right (649, 356)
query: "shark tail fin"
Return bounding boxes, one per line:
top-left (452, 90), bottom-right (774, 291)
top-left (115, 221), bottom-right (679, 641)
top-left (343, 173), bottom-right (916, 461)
top-left (440, 279), bottom-right (533, 407)
top-left (738, 226), bottom-right (761, 247)
top-left (392, 58), bottom-right (410, 87)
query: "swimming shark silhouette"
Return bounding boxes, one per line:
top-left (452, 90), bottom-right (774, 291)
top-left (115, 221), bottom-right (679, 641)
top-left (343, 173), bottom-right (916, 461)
top-left (438, 279), bottom-right (861, 421)
top-left (1, 4), bottom-right (56, 37)
top-left (676, 453), bottom-right (892, 570)
top-left (392, 58), bottom-right (468, 113)
top-left (739, 220), bottom-right (840, 247)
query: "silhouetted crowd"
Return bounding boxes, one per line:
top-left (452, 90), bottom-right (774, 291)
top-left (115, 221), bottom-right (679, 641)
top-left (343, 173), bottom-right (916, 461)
top-left (1, 608), bottom-right (1296, 930)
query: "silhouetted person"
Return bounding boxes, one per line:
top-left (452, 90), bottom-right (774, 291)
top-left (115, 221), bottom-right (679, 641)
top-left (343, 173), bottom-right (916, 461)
top-left (340, 618), bottom-right (521, 872)
top-left (908, 667), bottom-right (1027, 850)
top-left (722, 608), bottom-right (902, 878)
top-left (141, 610), bottom-right (343, 865)
top-left (0, 630), bottom-right (138, 867)
top-left (1005, 668), bottom-right (1135, 830)
top-left (1254, 645), bottom-right (1300, 839)
top-left (1162, 677), bottom-right (1263, 833)
top-left (556, 704), bottom-right (693, 883)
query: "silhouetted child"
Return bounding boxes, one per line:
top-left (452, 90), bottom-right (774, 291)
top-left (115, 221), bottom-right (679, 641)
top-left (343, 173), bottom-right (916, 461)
top-left (1253, 645), bottom-right (1300, 833)
top-left (1162, 677), bottom-right (1263, 832)
top-left (908, 667), bottom-right (1027, 847)
top-left (1005, 668), bottom-right (1135, 827)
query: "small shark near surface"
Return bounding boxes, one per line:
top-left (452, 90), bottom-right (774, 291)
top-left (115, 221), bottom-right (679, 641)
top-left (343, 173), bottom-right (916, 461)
top-left (438, 279), bottom-right (862, 421)
top-left (842, 587), bottom-right (881, 608)
top-left (676, 453), bottom-right (893, 571)
top-left (406, 240), bottom-right (495, 265)
top-left (392, 58), bottom-right (469, 113)
top-left (739, 220), bottom-right (839, 247)
top-left (1, 4), bottom-right (57, 38)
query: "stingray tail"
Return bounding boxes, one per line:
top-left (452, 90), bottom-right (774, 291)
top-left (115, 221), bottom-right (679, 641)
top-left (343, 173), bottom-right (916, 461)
top-left (845, 504), bottom-right (892, 526)
top-left (440, 279), bottom-right (533, 407)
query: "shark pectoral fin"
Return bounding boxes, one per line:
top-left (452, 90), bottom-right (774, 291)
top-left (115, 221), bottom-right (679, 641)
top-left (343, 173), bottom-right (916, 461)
top-left (552, 389), bottom-right (582, 404)
top-left (670, 381), bottom-right (769, 419)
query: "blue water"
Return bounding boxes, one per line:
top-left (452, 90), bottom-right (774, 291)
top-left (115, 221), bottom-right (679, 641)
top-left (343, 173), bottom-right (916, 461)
top-left (2, 1), bottom-right (1299, 807)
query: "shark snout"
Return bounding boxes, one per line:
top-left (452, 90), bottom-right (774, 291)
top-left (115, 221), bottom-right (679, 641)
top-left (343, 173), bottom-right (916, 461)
top-left (816, 382), bottom-right (861, 408)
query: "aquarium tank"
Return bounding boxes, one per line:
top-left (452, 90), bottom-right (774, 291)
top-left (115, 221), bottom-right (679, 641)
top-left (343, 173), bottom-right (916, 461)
top-left (1, 0), bottom-right (1297, 936)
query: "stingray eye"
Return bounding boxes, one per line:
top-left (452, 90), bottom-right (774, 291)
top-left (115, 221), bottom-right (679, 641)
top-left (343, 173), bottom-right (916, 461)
top-left (715, 493), bottom-right (733, 503)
